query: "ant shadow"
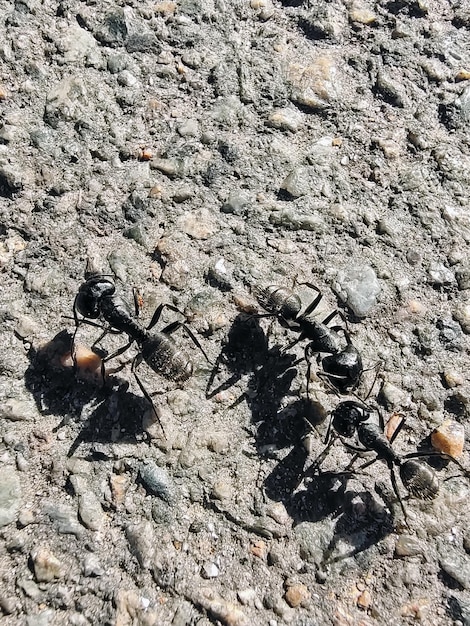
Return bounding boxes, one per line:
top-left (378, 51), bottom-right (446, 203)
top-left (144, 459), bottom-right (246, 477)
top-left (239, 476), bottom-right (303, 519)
top-left (207, 314), bottom-right (394, 569)
top-left (24, 329), bottom-right (150, 457)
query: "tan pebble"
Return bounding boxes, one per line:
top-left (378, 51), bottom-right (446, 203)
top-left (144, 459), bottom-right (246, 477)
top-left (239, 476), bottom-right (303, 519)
top-left (31, 547), bottom-right (62, 582)
top-left (284, 583), bottom-right (310, 608)
top-left (192, 588), bottom-right (249, 626)
top-left (442, 370), bottom-right (464, 388)
top-left (408, 299), bottom-right (426, 315)
top-left (154, 1), bottom-right (176, 16)
top-left (0, 86), bottom-right (7, 100)
top-left (232, 293), bottom-right (257, 314)
top-left (212, 480), bottom-right (232, 500)
top-left (357, 589), bottom-right (372, 610)
top-left (349, 3), bottom-right (377, 24)
top-left (138, 146), bottom-right (153, 161)
top-left (250, 540), bottom-right (267, 559)
top-left (178, 208), bottom-right (218, 240)
top-left (400, 598), bottom-right (430, 619)
top-left (431, 419), bottom-right (465, 458)
top-left (385, 412), bottom-right (404, 441)
top-left (377, 138), bottom-right (400, 159)
top-left (250, 0), bottom-right (267, 7)
top-left (60, 346), bottom-right (102, 381)
top-left (456, 70), bottom-right (470, 81)
top-left (110, 474), bottom-right (129, 506)
top-left (149, 184), bottom-right (163, 198)
top-left (332, 137), bottom-right (343, 146)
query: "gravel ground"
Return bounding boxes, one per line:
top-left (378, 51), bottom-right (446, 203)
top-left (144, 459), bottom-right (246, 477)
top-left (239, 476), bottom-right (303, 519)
top-left (1, 0), bottom-right (470, 624)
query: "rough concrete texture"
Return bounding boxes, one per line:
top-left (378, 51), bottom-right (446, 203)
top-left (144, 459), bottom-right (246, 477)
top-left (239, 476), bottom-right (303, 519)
top-left (0, 1), bottom-right (469, 624)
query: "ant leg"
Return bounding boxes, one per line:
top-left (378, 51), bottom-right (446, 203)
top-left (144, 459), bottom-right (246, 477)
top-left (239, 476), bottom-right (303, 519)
top-left (403, 451), bottom-right (470, 478)
top-left (321, 310), bottom-right (341, 326)
top-left (388, 414), bottom-right (406, 446)
top-left (389, 465), bottom-right (409, 525)
top-left (147, 303), bottom-right (186, 331)
top-left (282, 332), bottom-right (305, 353)
top-left (161, 320), bottom-right (211, 364)
top-left (317, 370), bottom-right (348, 388)
top-left (91, 328), bottom-right (111, 351)
top-left (349, 454), bottom-right (410, 525)
top-left (131, 356), bottom-right (167, 438)
top-left (100, 340), bottom-right (135, 385)
top-left (296, 282), bottom-right (322, 317)
top-left (71, 299), bottom-right (81, 372)
top-left (306, 435), bottom-right (338, 475)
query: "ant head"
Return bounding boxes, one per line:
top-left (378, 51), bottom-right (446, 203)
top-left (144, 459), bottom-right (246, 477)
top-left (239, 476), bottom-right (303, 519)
top-left (400, 459), bottom-right (438, 500)
top-left (75, 276), bottom-right (115, 318)
top-left (331, 400), bottom-right (370, 438)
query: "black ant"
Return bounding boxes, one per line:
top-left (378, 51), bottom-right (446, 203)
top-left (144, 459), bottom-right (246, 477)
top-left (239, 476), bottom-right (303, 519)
top-left (255, 283), bottom-right (363, 392)
top-left (72, 274), bottom-right (209, 434)
top-left (308, 399), bottom-right (469, 524)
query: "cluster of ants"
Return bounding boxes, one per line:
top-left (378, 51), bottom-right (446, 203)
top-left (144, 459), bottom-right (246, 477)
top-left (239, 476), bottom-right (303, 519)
top-left (71, 273), bottom-right (468, 525)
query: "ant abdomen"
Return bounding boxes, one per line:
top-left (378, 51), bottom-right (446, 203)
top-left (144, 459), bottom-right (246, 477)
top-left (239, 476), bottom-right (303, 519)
top-left (400, 460), bottom-right (439, 500)
top-left (141, 334), bottom-right (193, 383)
top-left (257, 285), bottom-right (302, 320)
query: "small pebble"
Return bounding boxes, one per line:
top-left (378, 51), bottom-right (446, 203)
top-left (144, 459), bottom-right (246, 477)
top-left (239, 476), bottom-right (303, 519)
top-left (267, 108), bottom-right (303, 132)
top-left (83, 553), bottom-right (104, 577)
top-left (453, 302), bottom-right (470, 334)
top-left (0, 596), bottom-right (16, 614)
top-left (428, 262), bottom-right (455, 286)
top-left (237, 588), bottom-right (257, 606)
top-left (284, 583), bottom-right (310, 608)
top-left (333, 265), bottom-right (381, 317)
top-left (349, 3), bottom-right (376, 25)
top-left (251, 540), bottom-right (267, 559)
top-left (431, 419), bottom-right (465, 458)
top-left (31, 547), bottom-right (62, 582)
top-left (139, 462), bottom-right (174, 503)
top-left (109, 474), bottom-right (129, 506)
top-left (384, 412), bottom-right (404, 441)
top-left (439, 549), bottom-right (470, 589)
top-left (395, 535), bottom-right (424, 557)
top-left (18, 578), bottom-right (41, 602)
top-left (356, 588), bottom-right (372, 610)
top-left (126, 521), bottom-right (156, 569)
top-left (212, 480), bottom-right (232, 501)
top-left (178, 208), bottom-right (218, 239)
top-left (380, 382), bottom-right (408, 409)
top-left (280, 168), bottom-right (310, 198)
top-left (188, 588), bottom-right (249, 626)
top-left (1, 398), bottom-right (35, 422)
top-left (0, 468), bottom-right (21, 528)
top-left (18, 509), bottom-right (36, 527)
top-left (201, 562), bottom-right (220, 579)
top-left (400, 599), bottom-right (431, 620)
top-left (221, 191), bottom-right (251, 215)
top-left (177, 119), bottom-right (199, 137)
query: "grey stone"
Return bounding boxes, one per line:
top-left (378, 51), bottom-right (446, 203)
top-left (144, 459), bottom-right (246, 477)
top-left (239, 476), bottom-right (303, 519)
top-left (0, 468), bottom-right (21, 527)
top-left (333, 265), bottom-right (381, 317)
top-left (139, 462), bottom-right (175, 503)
